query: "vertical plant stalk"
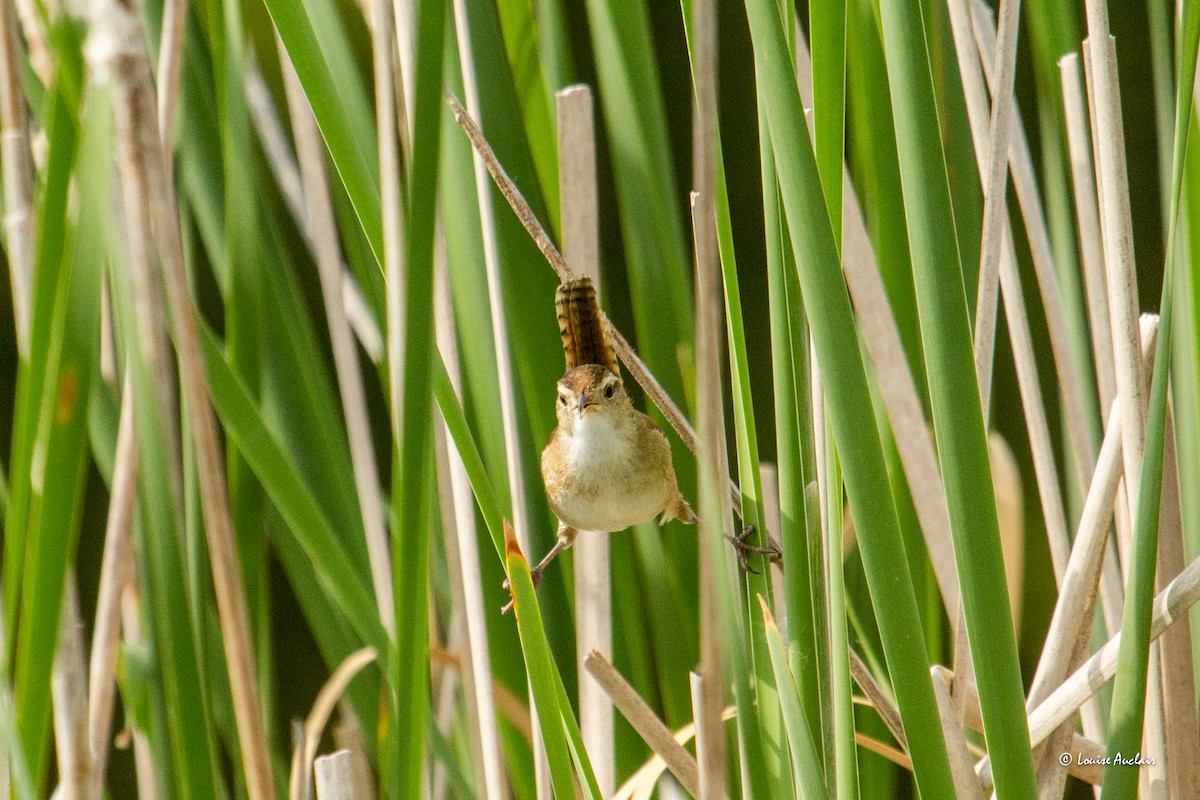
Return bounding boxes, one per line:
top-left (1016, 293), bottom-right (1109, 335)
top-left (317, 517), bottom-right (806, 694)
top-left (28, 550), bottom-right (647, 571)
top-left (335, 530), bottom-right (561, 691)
top-left (432, 254), bottom-right (505, 800)
top-left (1060, 53), bottom-right (1116, 416)
top-left (0, 0), bottom-right (33, 360)
top-left (556, 83), bottom-right (615, 799)
top-left (689, 0), bottom-right (731, 794)
top-left (929, 667), bottom-right (984, 800)
top-left (280, 45), bottom-right (395, 639)
top-left (970, 0), bottom-right (1021, 411)
top-left (156, 0), bottom-right (188, 150)
top-left (87, 377), bottom-right (137, 790)
top-left (1156, 412), bottom-right (1200, 797)
top-left (812, 358), bottom-right (855, 799)
top-left (1082, 27), bottom-right (1144, 504)
top-left (51, 579), bottom-right (91, 800)
top-left (100, 5), bottom-right (275, 798)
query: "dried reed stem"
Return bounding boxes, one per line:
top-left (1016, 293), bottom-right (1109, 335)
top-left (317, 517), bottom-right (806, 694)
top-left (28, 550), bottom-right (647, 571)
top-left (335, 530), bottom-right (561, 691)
top-left (301, 648), bottom-right (377, 782)
top-left (155, 0), bottom-right (187, 150)
top-left (1060, 53), bottom-right (1116, 416)
top-left (1027, 394), bottom-right (1124, 708)
top-left (852, 649), bottom-right (905, 750)
top-left (446, 12), bottom-right (550, 796)
top-left (87, 375), bottom-right (137, 789)
top-left (433, 246), bottom-right (506, 800)
top-left (930, 666), bottom-right (984, 800)
top-left (584, 652), bottom-right (701, 797)
top-left (0, 0), bottom-right (33, 359)
top-left (280, 41), bottom-right (395, 639)
top-left (1155, 412), bottom-right (1199, 796)
top-left (968, 0), bottom-right (1097, 482)
top-left (314, 751), bottom-right (354, 800)
top-left (289, 720), bottom-right (310, 800)
top-left (52, 578), bottom-right (92, 800)
top-left (969, 0), bottom-right (1021, 409)
top-left (1024, 549), bottom-right (1200, 749)
top-left (99, 5), bottom-right (274, 798)
top-left (557, 83), bottom-right (615, 799)
top-left (1082, 25), bottom-right (1144, 504)
top-left (449, 0), bottom-right (531, 585)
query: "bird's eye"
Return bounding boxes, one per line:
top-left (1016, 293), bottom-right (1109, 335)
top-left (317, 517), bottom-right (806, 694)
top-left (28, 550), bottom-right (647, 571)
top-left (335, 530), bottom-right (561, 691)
top-left (558, 394), bottom-right (567, 406)
top-left (604, 385), bottom-right (614, 399)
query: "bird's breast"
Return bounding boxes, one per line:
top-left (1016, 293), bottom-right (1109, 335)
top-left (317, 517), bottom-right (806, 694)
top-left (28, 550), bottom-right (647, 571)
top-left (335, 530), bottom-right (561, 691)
top-left (542, 417), bottom-right (671, 532)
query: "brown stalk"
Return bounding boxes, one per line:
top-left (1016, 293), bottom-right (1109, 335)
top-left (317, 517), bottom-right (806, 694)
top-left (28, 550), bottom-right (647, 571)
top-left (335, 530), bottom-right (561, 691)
top-left (585, 652), bottom-right (701, 797)
top-left (156, 0), bottom-right (188, 150)
top-left (1059, 53), bottom-right (1116, 417)
top-left (930, 666), bottom-right (984, 800)
top-left (87, 375), bottom-right (137, 789)
top-left (98, 4), bottom-right (274, 798)
top-left (1155, 411), bottom-right (1199, 797)
top-left (1082, 3), bottom-right (1144, 510)
top-left (52, 578), bottom-right (93, 800)
top-left (850, 648), bottom-right (905, 750)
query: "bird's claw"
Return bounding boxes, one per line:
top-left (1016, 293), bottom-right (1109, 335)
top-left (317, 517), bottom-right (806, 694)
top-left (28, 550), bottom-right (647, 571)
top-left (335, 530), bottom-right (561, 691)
top-left (726, 524), bottom-right (783, 573)
top-left (500, 568), bottom-right (543, 615)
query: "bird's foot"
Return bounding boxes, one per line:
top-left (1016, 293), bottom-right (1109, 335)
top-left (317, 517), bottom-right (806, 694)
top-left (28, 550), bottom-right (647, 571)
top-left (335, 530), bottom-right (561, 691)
top-left (726, 525), bottom-right (783, 573)
top-left (500, 567), bottom-right (544, 615)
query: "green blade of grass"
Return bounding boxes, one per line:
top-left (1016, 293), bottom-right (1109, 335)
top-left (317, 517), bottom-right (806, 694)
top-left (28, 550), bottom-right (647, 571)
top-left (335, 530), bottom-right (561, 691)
top-left (263, 0), bottom-right (382, 264)
top-left (13, 71), bottom-right (92, 787)
top-left (505, 521), bottom-right (583, 800)
top-left (740, 0), bottom-right (957, 795)
top-left (761, 597), bottom-right (827, 800)
top-left (809, 0), bottom-right (845, 237)
top-left (873, 0), bottom-right (1037, 794)
top-left (387, 0), bottom-right (445, 794)
top-left (200, 325), bottom-right (387, 655)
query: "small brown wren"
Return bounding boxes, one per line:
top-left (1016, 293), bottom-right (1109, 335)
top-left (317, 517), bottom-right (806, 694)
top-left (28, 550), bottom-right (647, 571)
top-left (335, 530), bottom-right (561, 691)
top-left (508, 278), bottom-right (697, 609)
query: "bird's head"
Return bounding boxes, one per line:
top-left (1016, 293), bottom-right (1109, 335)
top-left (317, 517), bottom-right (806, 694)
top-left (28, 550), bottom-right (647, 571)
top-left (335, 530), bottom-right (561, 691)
top-left (555, 364), bottom-right (629, 433)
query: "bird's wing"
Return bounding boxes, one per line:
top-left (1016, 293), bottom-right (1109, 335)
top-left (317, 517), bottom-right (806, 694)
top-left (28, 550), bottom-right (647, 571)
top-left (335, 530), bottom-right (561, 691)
top-left (556, 277), bottom-right (618, 373)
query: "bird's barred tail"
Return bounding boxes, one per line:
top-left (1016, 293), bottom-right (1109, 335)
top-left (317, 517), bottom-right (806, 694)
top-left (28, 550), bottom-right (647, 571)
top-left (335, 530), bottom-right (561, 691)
top-left (556, 277), bottom-right (617, 373)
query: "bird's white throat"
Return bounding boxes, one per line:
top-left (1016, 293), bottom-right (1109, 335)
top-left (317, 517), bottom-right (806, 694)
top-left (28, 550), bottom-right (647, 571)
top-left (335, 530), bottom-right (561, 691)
top-left (563, 411), bottom-right (633, 468)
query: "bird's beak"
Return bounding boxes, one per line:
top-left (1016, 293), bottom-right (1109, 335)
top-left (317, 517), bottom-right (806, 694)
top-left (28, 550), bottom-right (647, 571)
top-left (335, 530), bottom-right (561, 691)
top-left (577, 394), bottom-right (593, 415)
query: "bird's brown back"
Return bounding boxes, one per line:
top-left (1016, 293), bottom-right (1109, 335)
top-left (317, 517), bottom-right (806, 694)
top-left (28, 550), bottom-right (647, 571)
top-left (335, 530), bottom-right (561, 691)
top-left (556, 277), bottom-right (617, 373)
